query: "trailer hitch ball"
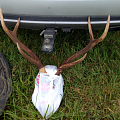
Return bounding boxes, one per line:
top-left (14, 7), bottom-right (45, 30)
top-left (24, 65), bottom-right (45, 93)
top-left (41, 28), bottom-right (56, 53)
top-left (43, 39), bottom-right (52, 50)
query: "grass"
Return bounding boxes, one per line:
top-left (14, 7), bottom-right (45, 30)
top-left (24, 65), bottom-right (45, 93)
top-left (0, 26), bottom-right (120, 120)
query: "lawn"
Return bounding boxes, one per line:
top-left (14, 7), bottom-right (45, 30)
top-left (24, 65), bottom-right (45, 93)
top-left (0, 26), bottom-right (120, 119)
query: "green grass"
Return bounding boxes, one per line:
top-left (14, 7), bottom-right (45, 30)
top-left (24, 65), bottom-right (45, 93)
top-left (0, 27), bottom-right (120, 120)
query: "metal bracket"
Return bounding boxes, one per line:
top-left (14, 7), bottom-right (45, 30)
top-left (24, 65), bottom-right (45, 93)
top-left (41, 28), bottom-right (57, 53)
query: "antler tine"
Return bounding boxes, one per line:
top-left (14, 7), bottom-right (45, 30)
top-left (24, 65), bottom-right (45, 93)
top-left (56, 15), bottom-right (110, 75)
top-left (17, 43), bottom-right (44, 69)
top-left (0, 7), bottom-right (44, 70)
top-left (55, 53), bottom-right (87, 75)
top-left (0, 7), bottom-right (35, 59)
top-left (62, 15), bottom-right (110, 65)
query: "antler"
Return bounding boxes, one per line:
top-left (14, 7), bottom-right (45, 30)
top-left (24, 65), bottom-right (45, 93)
top-left (55, 15), bottom-right (110, 75)
top-left (0, 7), bottom-right (45, 71)
top-left (0, 7), bottom-right (110, 76)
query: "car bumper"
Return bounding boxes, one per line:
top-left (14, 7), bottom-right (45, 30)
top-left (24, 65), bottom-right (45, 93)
top-left (2, 14), bottom-right (120, 30)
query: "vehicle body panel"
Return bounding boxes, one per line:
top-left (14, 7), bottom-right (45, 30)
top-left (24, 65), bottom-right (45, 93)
top-left (0, 0), bottom-right (120, 30)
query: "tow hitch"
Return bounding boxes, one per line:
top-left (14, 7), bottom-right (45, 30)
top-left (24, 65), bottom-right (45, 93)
top-left (41, 28), bottom-right (57, 53)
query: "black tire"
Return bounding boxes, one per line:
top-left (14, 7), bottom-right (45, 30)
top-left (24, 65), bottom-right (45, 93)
top-left (0, 52), bottom-right (12, 114)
